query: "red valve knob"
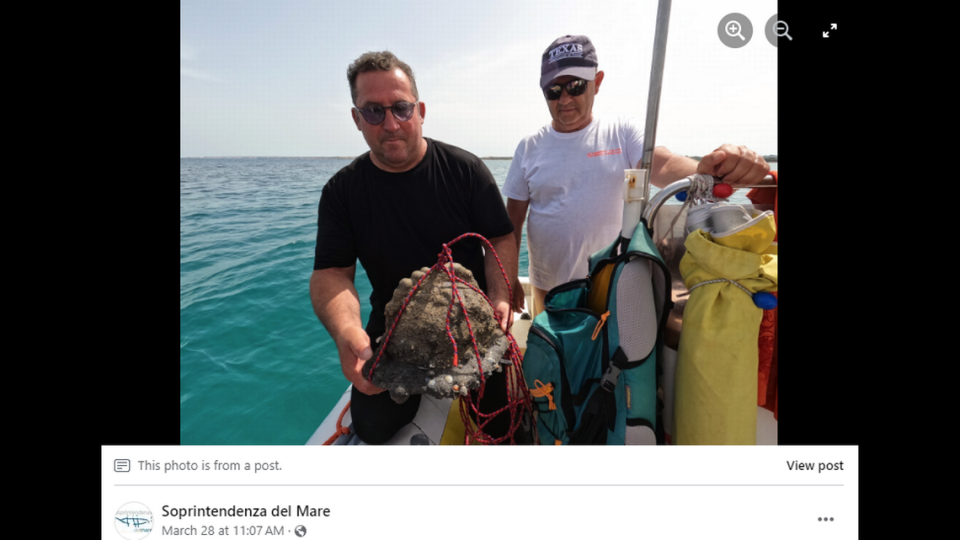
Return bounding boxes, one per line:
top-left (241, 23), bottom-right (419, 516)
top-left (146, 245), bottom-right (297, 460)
top-left (713, 183), bottom-right (733, 198)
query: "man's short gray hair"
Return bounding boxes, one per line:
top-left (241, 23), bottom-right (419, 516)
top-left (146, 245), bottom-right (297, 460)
top-left (347, 51), bottom-right (419, 105)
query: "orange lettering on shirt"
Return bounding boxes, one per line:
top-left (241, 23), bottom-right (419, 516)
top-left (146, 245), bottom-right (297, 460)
top-left (587, 148), bottom-right (622, 158)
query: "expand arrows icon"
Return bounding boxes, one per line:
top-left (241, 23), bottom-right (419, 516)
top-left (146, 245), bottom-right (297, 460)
top-left (824, 23), bottom-right (837, 38)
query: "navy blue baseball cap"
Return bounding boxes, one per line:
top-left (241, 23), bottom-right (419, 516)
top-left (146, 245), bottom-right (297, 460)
top-left (540, 35), bottom-right (598, 89)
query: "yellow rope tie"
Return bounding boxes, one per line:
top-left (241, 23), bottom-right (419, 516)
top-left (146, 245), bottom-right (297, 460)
top-left (530, 380), bottom-right (556, 410)
top-left (591, 311), bottom-right (611, 341)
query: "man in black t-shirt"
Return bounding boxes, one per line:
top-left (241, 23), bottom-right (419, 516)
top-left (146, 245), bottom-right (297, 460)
top-left (310, 51), bottom-right (518, 444)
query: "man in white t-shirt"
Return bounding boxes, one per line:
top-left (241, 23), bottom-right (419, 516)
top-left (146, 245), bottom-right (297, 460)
top-left (503, 35), bottom-right (770, 316)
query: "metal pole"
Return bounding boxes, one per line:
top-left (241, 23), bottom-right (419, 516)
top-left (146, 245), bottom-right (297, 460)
top-left (621, 0), bottom-right (671, 245)
top-left (640, 0), bottom-right (672, 209)
top-left (641, 0), bottom-right (672, 170)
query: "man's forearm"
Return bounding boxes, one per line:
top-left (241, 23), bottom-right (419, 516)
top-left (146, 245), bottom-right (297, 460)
top-left (309, 266), bottom-right (362, 339)
top-left (649, 146), bottom-right (698, 189)
top-left (485, 233), bottom-right (517, 303)
top-left (505, 198), bottom-right (528, 253)
top-left (504, 198), bottom-right (529, 313)
top-left (310, 266), bottom-right (382, 394)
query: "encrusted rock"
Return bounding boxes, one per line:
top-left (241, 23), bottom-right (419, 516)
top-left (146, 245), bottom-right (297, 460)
top-left (362, 263), bottom-right (507, 403)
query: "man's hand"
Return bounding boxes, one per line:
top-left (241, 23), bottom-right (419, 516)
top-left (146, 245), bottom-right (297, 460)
top-left (697, 144), bottom-right (770, 188)
top-left (335, 325), bottom-right (383, 396)
top-left (510, 277), bottom-right (525, 313)
top-left (310, 266), bottom-right (382, 393)
top-left (492, 298), bottom-right (513, 333)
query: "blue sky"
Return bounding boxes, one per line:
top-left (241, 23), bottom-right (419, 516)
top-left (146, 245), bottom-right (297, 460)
top-left (181, 0), bottom-right (777, 158)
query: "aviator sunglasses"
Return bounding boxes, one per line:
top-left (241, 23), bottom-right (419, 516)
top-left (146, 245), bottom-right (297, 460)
top-left (543, 78), bottom-right (589, 100)
top-left (353, 101), bottom-right (418, 125)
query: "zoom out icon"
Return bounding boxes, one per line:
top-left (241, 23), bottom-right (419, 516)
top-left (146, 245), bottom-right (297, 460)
top-left (766, 14), bottom-right (791, 46)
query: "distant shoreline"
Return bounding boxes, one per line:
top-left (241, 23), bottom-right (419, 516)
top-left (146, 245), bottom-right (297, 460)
top-left (182, 155), bottom-right (779, 162)
top-left (180, 156), bottom-right (358, 160)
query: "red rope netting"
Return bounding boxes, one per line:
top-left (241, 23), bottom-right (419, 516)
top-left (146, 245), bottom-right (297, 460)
top-left (365, 232), bottom-right (534, 444)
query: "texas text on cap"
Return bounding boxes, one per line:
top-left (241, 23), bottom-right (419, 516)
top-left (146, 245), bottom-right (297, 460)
top-left (540, 35), bottom-right (598, 89)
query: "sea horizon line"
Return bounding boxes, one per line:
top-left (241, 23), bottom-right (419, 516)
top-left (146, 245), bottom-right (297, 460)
top-left (180, 155), bottom-right (779, 162)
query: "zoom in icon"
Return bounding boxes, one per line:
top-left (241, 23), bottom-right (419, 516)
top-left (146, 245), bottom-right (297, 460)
top-left (718, 13), bottom-right (753, 48)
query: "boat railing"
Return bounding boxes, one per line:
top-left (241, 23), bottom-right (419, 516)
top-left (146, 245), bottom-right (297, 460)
top-left (643, 174), bottom-right (776, 227)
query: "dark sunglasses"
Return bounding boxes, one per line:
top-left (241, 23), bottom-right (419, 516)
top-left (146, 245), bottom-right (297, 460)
top-left (353, 101), bottom-right (418, 125)
top-left (543, 78), bottom-right (589, 100)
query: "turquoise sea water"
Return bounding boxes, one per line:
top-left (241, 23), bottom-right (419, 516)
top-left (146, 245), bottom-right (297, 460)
top-left (180, 157), bottom-right (776, 444)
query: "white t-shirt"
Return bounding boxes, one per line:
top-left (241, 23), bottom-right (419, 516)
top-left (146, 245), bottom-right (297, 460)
top-left (502, 115), bottom-right (645, 290)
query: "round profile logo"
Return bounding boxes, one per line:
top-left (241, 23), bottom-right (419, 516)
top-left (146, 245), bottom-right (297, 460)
top-left (115, 502), bottom-right (153, 539)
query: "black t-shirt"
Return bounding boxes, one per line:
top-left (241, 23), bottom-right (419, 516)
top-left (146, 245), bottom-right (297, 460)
top-left (314, 138), bottom-right (514, 340)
